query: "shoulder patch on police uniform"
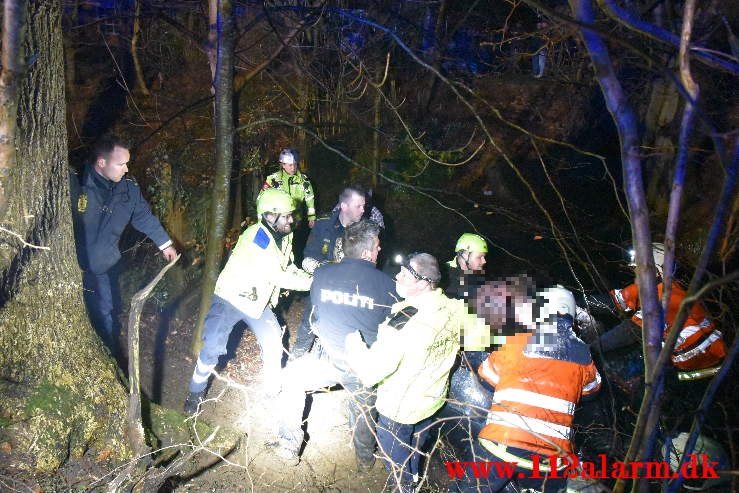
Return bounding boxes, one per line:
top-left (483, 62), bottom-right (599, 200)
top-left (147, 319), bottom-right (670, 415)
top-left (77, 194), bottom-right (88, 213)
top-left (253, 227), bottom-right (271, 249)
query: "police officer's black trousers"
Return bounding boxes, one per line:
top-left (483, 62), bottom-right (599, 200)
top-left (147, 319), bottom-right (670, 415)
top-left (292, 295), bottom-right (317, 357)
top-left (83, 270), bottom-right (119, 358)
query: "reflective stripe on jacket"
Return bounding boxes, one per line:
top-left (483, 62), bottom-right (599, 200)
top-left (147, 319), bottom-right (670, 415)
top-left (71, 166), bottom-right (171, 274)
top-left (610, 281), bottom-right (726, 371)
top-left (262, 169), bottom-right (316, 221)
top-left (214, 222), bottom-right (312, 319)
top-left (478, 327), bottom-right (601, 456)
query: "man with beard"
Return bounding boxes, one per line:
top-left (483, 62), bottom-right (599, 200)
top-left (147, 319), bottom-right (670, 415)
top-left (184, 189), bottom-right (312, 414)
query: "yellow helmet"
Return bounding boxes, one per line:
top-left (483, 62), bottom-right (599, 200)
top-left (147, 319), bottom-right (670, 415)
top-left (455, 233), bottom-right (488, 254)
top-left (257, 189), bottom-right (294, 215)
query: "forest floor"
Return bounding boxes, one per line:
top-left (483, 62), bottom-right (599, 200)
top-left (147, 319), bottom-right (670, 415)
top-left (129, 289), bottom-right (432, 493)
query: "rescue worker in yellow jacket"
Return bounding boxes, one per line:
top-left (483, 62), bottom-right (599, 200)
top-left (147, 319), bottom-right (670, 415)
top-left (262, 148), bottom-right (316, 227)
top-left (599, 242), bottom-right (726, 381)
top-left (345, 253), bottom-right (492, 492)
top-left (184, 189), bottom-right (312, 414)
top-left (452, 279), bottom-right (601, 493)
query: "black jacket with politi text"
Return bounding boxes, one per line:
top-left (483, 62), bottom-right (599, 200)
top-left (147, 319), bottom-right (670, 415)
top-left (310, 257), bottom-right (397, 369)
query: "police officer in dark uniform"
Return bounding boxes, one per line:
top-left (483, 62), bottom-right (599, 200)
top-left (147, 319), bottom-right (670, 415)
top-left (272, 219), bottom-right (397, 469)
top-left (291, 185), bottom-right (367, 357)
top-left (71, 135), bottom-right (178, 359)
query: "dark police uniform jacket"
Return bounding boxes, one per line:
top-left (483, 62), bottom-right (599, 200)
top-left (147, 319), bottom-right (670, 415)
top-left (309, 257), bottom-right (397, 370)
top-left (303, 209), bottom-right (345, 266)
top-left (71, 165), bottom-right (171, 274)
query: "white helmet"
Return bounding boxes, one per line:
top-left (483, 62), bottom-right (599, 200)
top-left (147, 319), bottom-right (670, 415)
top-left (279, 148), bottom-right (298, 165)
top-left (628, 242), bottom-right (666, 276)
top-left (538, 285), bottom-right (576, 320)
top-left (664, 432), bottom-right (729, 490)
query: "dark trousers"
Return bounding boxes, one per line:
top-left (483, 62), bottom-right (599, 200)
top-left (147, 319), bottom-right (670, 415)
top-left (82, 269), bottom-right (119, 358)
top-left (598, 319), bottom-right (642, 352)
top-left (377, 414), bottom-right (433, 492)
top-left (291, 296), bottom-right (316, 357)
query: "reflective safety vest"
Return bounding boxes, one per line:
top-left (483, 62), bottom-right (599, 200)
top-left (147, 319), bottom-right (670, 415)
top-left (262, 168), bottom-right (316, 222)
top-left (478, 332), bottom-right (601, 456)
top-left (610, 281), bottom-right (726, 374)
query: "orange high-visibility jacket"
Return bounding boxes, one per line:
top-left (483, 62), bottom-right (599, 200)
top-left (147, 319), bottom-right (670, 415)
top-left (478, 332), bottom-right (601, 456)
top-left (610, 281), bottom-right (726, 371)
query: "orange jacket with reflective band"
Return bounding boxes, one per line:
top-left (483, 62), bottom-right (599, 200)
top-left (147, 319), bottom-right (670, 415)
top-left (610, 281), bottom-right (725, 371)
top-left (477, 333), bottom-right (601, 456)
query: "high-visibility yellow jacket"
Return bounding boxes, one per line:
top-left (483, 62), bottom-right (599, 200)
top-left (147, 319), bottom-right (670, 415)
top-left (262, 169), bottom-right (316, 222)
top-left (346, 289), bottom-right (491, 424)
top-left (214, 221), bottom-right (312, 319)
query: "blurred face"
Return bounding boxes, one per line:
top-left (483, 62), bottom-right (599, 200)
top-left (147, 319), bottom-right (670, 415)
top-left (475, 282), bottom-right (534, 334)
top-left (95, 146), bottom-right (130, 182)
top-left (459, 251), bottom-right (486, 272)
top-left (339, 193), bottom-right (366, 226)
top-left (281, 160), bottom-right (297, 175)
top-left (270, 212), bottom-right (294, 234)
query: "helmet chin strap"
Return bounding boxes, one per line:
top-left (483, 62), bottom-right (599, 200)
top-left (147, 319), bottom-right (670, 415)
top-left (457, 251), bottom-right (470, 269)
top-left (263, 213), bottom-right (281, 232)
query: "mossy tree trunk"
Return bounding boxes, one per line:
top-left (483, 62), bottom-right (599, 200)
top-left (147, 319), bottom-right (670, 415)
top-left (0, 0), bottom-right (129, 472)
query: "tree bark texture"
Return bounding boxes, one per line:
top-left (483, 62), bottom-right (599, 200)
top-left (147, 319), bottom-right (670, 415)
top-left (193, 0), bottom-right (235, 354)
top-left (0, 0), bottom-right (128, 471)
top-left (132, 0), bottom-right (151, 96)
top-left (0, 0), bottom-right (28, 221)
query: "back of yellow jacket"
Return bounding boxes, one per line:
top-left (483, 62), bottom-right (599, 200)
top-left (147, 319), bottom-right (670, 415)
top-left (346, 289), bottom-right (487, 424)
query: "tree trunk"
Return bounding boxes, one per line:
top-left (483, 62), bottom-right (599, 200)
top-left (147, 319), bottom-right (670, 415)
top-left (572, 2), bottom-right (663, 490)
top-left (192, 0), bottom-right (235, 355)
top-left (131, 0), bottom-right (151, 96)
top-left (0, 0), bottom-right (128, 472)
top-left (0, 0), bottom-right (27, 222)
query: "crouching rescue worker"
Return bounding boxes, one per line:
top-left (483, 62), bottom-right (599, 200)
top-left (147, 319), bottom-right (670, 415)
top-left (452, 279), bottom-right (601, 493)
top-left (444, 233), bottom-right (488, 300)
top-left (345, 252), bottom-right (489, 493)
top-left (271, 219), bottom-right (396, 470)
top-left (598, 242), bottom-right (726, 381)
top-left (184, 189), bottom-right (312, 414)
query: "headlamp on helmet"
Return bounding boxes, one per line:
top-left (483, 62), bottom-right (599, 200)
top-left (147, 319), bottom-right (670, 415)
top-left (279, 148), bottom-right (298, 166)
top-left (627, 242), bottom-right (667, 277)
